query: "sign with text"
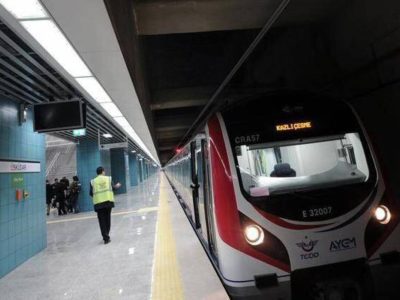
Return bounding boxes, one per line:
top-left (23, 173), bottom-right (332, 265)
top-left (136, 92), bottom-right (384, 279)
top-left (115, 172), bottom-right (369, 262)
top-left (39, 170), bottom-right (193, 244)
top-left (276, 121), bottom-right (312, 132)
top-left (99, 142), bottom-right (128, 150)
top-left (73, 128), bottom-right (86, 137)
top-left (0, 160), bottom-right (41, 173)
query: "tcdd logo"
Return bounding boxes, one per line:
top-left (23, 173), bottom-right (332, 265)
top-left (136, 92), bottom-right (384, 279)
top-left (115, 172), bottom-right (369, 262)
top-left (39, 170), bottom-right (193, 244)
top-left (296, 239), bottom-right (318, 252)
top-left (296, 237), bottom-right (319, 260)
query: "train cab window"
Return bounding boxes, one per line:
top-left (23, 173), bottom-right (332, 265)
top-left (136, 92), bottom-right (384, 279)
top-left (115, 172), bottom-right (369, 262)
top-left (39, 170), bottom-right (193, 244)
top-left (235, 133), bottom-right (369, 197)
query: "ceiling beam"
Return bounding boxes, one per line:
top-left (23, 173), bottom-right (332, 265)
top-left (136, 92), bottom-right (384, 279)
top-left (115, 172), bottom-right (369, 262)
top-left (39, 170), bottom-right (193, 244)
top-left (156, 130), bottom-right (187, 140)
top-left (135, 0), bottom-right (347, 35)
top-left (155, 124), bottom-right (191, 133)
top-left (135, 0), bottom-right (275, 35)
top-left (150, 86), bottom-right (213, 110)
top-left (151, 98), bottom-right (207, 110)
top-left (158, 144), bottom-right (176, 151)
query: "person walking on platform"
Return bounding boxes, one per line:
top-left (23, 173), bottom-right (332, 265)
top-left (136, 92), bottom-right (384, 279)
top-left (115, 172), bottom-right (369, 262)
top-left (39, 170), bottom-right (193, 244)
top-left (54, 178), bottom-right (67, 216)
top-left (90, 166), bottom-right (121, 244)
top-left (61, 177), bottom-right (72, 212)
top-left (70, 176), bottom-right (81, 213)
top-left (46, 180), bottom-right (52, 216)
top-left (51, 179), bottom-right (58, 208)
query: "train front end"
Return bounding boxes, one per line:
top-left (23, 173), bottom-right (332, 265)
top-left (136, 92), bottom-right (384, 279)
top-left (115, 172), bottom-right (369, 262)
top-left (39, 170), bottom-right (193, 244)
top-left (208, 94), bottom-right (400, 299)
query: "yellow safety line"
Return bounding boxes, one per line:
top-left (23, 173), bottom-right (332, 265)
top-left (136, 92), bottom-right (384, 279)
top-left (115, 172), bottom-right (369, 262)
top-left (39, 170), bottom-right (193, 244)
top-left (47, 207), bottom-right (158, 224)
top-left (151, 177), bottom-right (184, 300)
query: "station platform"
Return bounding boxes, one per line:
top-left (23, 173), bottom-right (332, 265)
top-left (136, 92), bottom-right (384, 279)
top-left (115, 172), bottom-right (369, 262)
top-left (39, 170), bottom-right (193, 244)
top-left (0, 174), bottom-right (228, 300)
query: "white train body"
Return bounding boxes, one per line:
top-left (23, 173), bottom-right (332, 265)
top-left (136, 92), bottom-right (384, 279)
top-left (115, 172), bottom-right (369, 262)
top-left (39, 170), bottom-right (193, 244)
top-left (165, 93), bottom-right (400, 299)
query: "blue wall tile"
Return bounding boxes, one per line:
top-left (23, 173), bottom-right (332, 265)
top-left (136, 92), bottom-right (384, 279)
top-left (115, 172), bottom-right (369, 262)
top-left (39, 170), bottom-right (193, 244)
top-left (76, 139), bottom-right (111, 212)
top-left (0, 97), bottom-right (46, 279)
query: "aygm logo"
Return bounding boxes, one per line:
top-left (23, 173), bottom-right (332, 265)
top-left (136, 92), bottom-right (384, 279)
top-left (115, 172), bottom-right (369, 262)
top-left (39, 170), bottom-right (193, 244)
top-left (296, 237), bottom-right (319, 260)
top-left (330, 238), bottom-right (357, 252)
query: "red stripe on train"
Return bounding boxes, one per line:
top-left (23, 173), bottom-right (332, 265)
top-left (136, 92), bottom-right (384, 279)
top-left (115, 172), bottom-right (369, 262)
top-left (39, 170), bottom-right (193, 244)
top-left (208, 115), bottom-right (290, 272)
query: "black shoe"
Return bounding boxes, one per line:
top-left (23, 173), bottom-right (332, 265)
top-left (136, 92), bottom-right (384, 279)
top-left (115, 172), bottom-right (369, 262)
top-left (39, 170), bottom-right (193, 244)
top-left (104, 239), bottom-right (111, 244)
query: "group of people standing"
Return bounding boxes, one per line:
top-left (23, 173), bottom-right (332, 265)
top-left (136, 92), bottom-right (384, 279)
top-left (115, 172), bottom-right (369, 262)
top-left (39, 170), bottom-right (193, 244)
top-left (46, 176), bottom-right (81, 216)
top-left (45, 167), bottom-right (121, 244)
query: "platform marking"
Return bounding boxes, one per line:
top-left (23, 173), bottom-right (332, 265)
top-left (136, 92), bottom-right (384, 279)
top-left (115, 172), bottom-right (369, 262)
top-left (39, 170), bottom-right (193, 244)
top-left (151, 177), bottom-right (184, 300)
top-left (47, 206), bottom-right (158, 224)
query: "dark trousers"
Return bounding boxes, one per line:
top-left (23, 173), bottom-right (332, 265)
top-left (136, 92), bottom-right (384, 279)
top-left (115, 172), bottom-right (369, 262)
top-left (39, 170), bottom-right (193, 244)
top-left (97, 207), bottom-right (112, 241)
top-left (57, 198), bottom-right (67, 215)
top-left (71, 194), bottom-right (79, 213)
top-left (46, 202), bottom-right (51, 215)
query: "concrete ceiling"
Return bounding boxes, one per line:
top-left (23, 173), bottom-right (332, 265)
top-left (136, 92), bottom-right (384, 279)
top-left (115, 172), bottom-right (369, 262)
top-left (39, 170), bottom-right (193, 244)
top-left (134, 0), bottom-right (346, 35)
top-left (105, 0), bottom-right (348, 164)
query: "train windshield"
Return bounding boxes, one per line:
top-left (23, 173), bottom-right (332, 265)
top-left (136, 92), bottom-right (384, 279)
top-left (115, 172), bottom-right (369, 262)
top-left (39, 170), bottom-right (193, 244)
top-left (236, 133), bottom-right (370, 197)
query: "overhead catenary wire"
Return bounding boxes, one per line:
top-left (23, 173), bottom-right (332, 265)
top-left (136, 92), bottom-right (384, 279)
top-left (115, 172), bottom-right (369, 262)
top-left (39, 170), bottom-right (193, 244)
top-left (177, 0), bottom-right (291, 149)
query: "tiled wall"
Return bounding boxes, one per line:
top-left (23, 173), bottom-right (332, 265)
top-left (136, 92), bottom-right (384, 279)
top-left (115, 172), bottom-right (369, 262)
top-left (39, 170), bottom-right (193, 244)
top-left (76, 139), bottom-right (111, 212)
top-left (128, 153), bottom-right (138, 187)
top-left (110, 149), bottom-right (127, 195)
top-left (138, 159), bottom-right (143, 182)
top-left (0, 98), bottom-right (46, 278)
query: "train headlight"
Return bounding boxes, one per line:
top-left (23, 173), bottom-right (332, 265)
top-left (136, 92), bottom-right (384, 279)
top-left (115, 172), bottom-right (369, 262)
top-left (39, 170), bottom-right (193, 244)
top-left (244, 224), bottom-right (264, 246)
top-left (375, 205), bottom-right (391, 224)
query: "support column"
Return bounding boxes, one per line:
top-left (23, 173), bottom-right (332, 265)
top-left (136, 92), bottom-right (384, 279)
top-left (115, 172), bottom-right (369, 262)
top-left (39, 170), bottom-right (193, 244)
top-left (129, 153), bottom-right (138, 187)
top-left (110, 149), bottom-right (127, 194)
top-left (124, 152), bottom-right (130, 190)
top-left (76, 139), bottom-right (111, 212)
top-left (138, 158), bottom-right (143, 182)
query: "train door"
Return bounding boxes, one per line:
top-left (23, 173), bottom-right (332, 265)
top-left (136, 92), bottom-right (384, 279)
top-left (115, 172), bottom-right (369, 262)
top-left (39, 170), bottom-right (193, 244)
top-left (190, 138), bottom-right (217, 257)
top-left (196, 142), bottom-right (207, 239)
top-left (190, 141), bottom-right (201, 229)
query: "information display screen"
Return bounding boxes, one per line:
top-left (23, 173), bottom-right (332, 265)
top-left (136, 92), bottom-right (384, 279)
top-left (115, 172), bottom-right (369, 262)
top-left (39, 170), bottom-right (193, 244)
top-left (33, 100), bottom-right (86, 133)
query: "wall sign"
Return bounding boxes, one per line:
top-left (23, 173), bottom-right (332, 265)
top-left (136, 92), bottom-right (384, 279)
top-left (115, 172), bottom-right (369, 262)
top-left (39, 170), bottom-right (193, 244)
top-left (0, 159), bottom-right (41, 173)
top-left (73, 128), bottom-right (86, 137)
top-left (11, 173), bottom-right (25, 188)
top-left (99, 142), bottom-right (128, 150)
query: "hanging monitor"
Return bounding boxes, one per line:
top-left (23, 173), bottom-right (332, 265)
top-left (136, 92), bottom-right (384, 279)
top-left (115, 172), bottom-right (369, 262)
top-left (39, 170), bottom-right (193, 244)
top-left (33, 100), bottom-right (86, 133)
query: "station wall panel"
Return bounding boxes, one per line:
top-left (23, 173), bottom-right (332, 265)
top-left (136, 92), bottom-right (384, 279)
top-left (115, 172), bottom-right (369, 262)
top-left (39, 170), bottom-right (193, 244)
top-left (0, 97), bottom-right (46, 278)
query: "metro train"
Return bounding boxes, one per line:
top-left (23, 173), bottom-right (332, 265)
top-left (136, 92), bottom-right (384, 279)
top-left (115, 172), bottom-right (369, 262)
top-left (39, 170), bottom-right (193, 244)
top-left (164, 92), bottom-right (400, 300)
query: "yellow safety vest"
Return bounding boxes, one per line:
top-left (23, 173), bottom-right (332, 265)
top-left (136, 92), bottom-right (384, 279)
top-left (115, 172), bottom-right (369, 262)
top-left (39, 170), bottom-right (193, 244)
top-left (91, 175), bottom-right (114, 205)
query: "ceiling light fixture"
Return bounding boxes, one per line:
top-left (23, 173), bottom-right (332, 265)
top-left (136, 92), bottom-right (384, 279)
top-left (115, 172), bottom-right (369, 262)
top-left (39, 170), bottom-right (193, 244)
top-left (0, 0), bottom-right (48, 20)
top-left (75, 77), bottom-right (112, 103)
top-left (100, 102), bottom-right (122, 118)
top-left (21, 20), bottom-right (92, 77)
top-left (113, 116), bottom-right (131, 129)
top-left (102, 133), bottom-right (112, 139)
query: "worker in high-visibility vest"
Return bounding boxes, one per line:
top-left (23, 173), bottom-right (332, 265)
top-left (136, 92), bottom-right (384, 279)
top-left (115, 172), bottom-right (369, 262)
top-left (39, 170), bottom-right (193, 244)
top-left (90, 166), bottom-right (121, 244)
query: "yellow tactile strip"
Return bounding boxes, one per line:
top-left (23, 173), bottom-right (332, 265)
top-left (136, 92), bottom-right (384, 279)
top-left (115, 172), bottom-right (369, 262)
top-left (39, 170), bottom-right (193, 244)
top-left (46, 207), bottom-right (159, 224)
top-left (151, 177), bottom-right (184, 300)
